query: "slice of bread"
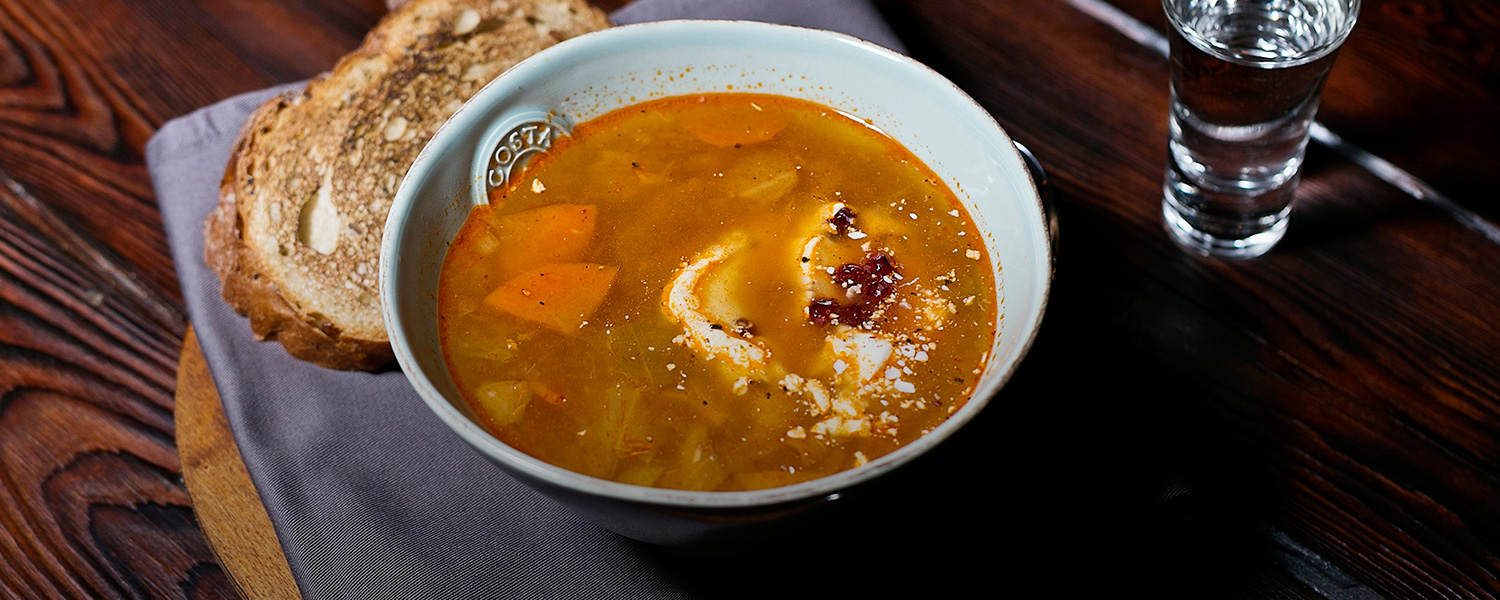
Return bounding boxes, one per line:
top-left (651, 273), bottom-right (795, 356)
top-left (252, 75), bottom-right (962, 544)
top-left (205, 0), bottom-right (610, 370)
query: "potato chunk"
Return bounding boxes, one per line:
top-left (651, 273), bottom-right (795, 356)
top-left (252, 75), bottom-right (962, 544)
top-left (472, 381), bottom-right (532, 427)
top-left (725, 151), bottom-right (799, 203)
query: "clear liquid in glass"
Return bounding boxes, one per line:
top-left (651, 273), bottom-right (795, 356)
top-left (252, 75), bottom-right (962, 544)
top-left (1162, 0), bottom-right (1358, 258)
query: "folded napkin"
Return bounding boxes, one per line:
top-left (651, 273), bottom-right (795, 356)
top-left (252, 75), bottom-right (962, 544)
top-left (151, 2), bottom-right (1006, 599)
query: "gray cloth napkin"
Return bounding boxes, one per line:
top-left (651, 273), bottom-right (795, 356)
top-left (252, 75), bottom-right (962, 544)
top-left (151, 1), bottom-right (913, 599)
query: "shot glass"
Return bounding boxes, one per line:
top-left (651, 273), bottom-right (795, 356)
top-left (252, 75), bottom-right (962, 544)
top-left (1162, 0), bottom-right (1360, 258)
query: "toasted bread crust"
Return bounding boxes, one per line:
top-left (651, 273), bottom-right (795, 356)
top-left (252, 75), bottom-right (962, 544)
top-left (206, 93), bottom-right (397, 371)
top-left (205, 0), bottom-right (610, 370)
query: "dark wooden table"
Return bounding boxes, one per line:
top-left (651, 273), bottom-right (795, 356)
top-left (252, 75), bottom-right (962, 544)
top-left (3, 0), bottom-right (1498, 597)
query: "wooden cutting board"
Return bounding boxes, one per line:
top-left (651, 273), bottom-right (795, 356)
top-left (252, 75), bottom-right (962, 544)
top-left (176, 327), bottom-right (303, 599)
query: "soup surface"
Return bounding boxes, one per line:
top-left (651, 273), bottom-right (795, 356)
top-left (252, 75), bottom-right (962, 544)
top-left (438, 93), bottom-right (997, 491)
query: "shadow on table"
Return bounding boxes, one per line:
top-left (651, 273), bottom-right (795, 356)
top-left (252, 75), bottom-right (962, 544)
top-left (646, 203), bottom-right (1286, 598)
top-left (1276, 143), bottom-right (1436, 254)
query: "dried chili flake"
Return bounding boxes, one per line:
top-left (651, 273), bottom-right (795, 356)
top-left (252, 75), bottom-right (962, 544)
top-left (807, 251), bottom-right (901, 327)
top-left (828, 206), bottom-right (856, 235)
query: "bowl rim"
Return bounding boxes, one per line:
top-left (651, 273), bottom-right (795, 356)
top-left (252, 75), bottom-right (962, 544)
top-left (381, 18), bottom-right (1053, 509)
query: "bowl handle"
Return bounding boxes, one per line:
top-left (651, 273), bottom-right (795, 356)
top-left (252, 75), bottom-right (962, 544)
top-left (470, 109), bottom-right (574, 206)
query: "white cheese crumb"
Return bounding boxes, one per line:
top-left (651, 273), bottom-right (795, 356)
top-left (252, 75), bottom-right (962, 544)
top-left (532, 179), bottom-right (546, 193)
top-left (786, 426), bottom-right (807, 439)
top-left (853, 452), bottom-right (868, 467)
top-left (812, 416), bottom-right (870, 437)
top-left (894, 380), bottom-right (916, 394)
top-left (884, 367), bottom-right (900, 380)
top-left (828, 330), bottom-right (894, 381)
top-left (948, 209), bottom-right (960, 217)
top-left (847, 230), bottom-right (868, 240)
top-left (832, 359), bottom-right (848, 375)
top-left (965, 249), bottom-right (981, 260)
top-left (666, 363), bottom-right (676, 371)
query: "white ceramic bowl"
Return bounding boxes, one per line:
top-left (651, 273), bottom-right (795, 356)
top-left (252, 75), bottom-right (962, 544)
top-left (381, 20), bottom-right (1052, 548)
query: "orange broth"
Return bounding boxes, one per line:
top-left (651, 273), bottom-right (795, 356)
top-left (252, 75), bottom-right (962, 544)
top-left (438, 93), bottom-right (996, 491)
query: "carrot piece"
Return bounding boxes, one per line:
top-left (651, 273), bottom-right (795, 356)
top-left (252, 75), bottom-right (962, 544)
top-left (483, 263), bottom-right (618, 333)
top-left (679, 99), bottom-right (791, 148)
top-left (480, 204), bottom-right (597, 280)
top-left (531, 381), bottom-right (568, 406)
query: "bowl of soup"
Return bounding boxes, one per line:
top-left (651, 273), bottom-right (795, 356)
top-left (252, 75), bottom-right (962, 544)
top-left (381, 20), bottom-right (1052, 548)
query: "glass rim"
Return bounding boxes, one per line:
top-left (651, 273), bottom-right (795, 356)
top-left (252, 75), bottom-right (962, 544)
top-left (1163, 0), bottom-right (1362, 69)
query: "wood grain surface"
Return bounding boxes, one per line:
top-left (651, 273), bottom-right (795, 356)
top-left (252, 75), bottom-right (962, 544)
top-left (0, 1), bottom-right (384, 597)
top-left (2, 0), bottom-right (1499, 598)
top-left (175, 328), bottom-right (297, 600)
top-left (903, 1), bottom-right (1500, 597)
